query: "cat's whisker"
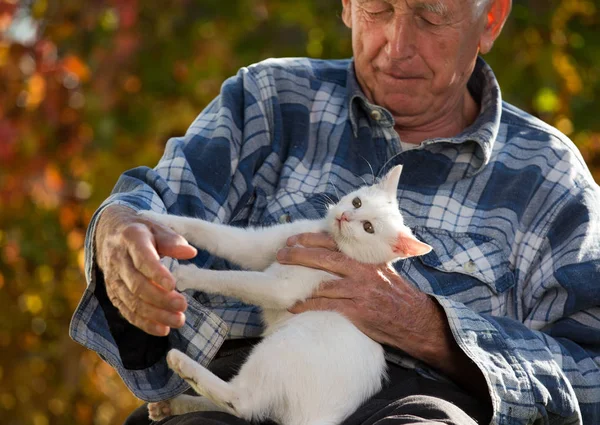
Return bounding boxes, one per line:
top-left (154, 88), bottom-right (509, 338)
top-left (347, 170), bottom-right (368, 188)
top-left (362, 156), bottom-right (376, 185)
top-left (331, 184), bottom-right (341, 201)
top-left (320, 194), bottom-right (336, 206)
top-left (325, 175), bottom-right (341, 203)
top-left (314, 195), bottom-right (334, 206)
top-left (314, 200), bottom-right (333, 215)
top-left (377, 154), bottom-right (402, 181)
top-left (357, 173), bottom-right (368, 187)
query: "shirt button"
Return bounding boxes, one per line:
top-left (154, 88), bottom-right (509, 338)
top-left (370, 109), bottom-right (382, 121)
top-left (463, 260), bottom-right (477, 273)
top-left (279, 213), bottom-right (291, 224)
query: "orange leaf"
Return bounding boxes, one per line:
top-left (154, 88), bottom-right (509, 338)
top-left (62, 55), bottom-right (90, 83)
top-left (44, 164), bottom-right (64, 192)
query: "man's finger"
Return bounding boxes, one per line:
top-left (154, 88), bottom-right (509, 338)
top-left (119, 256), bottom-right (187, 313)
top-left (277, 247), bottom-right (360, 276)
top-left (286, 232), bottom-right (337, 250)
top-left (152, 225), bottom-right (197, 259)
top-left (124, 226), bottom-right (178, 291)
top-left (108, 278), bottom-right (186, 335)
top-left (115, 280), bottom-right (186, 329)
top-left (106, 280), bottom-right (169, 336)
top-left (311, 278), bottom-right (355, 299)
top-left (288, 297), bottom-right (346, 314)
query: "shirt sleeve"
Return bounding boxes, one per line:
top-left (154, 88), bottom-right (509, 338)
top-left (69, 66), bottom-right (275, 402)
top-left (434, 184), bottom-right (600, 424)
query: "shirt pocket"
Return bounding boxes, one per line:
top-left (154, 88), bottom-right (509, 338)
top-left (413, 227), bottom-right (516, 295)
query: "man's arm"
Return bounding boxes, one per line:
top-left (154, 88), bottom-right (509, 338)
top-left (70, 66), bottom-right (276, 402)
top-left (277, 234), bottom-right (491, 407)
top-left (280, 183), bottom-right (600, 424)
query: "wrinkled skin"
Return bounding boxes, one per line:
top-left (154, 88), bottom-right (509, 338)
top-left (95, 204), bottom-right (195, 336)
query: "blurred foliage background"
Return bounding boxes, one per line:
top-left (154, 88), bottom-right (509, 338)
top-left (0, 0), bottom-right (598, 424)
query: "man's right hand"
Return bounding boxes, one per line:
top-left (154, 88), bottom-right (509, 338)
top-left (94, 204), bottom-right (197, 336)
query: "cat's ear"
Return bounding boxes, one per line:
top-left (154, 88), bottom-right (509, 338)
top-left (378, 165), bottom-right (403, 196)
top-left (392, 230), bottom-right (432, 258)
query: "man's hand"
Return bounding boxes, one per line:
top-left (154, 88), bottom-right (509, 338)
top-left (276, 232), bottom-right (447, 362)
top-left (276, 232), bottom-right (491, 402)
top-left (95, 205), bottom-right (197, 336)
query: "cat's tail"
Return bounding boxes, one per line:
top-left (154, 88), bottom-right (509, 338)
top-left (166, 349), bottom-right (242, 417)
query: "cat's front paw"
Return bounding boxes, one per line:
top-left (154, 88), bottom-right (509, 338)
top-left (139, 210), bottom-right (189, 239)
top-left (148, 400), bottom-right (172, 421)
top-left (171, 264), bottom-right (201, 292)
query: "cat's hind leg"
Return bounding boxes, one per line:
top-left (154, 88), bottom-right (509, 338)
top-left (166, 349), bottom-right (263, 422)
top-left (148, 394), bottom-right (227, 420)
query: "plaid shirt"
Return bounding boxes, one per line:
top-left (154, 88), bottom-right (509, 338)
top-left (70, 57), bottom-right (600, 424)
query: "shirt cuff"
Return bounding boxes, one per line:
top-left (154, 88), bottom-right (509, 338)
top-left (433, 294), bottom-right (538, 424)
top-left (70, 197), bottom-right (230, 401)
top-left (70, 284), bottom-right (228, 401)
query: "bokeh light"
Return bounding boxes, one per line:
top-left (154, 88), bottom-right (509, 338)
top-left (0, 1), bottom-right (598, 424)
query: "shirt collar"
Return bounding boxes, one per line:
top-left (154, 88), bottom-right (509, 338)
top-left (346, 57), bottom-right (502, 171)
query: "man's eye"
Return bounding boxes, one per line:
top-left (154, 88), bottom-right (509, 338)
top-left (367, 9), bottom-right (390, 16)
top-left (418, 14), bottom-right (443, 26)
top-left (363, 221), bottom-right (374, 234)
top-left (366, 9), bottom-right (392, 19)
top-left (362, 2), bottom-right (393, 19)
top-left (352, 197), bottom-right (362, 208)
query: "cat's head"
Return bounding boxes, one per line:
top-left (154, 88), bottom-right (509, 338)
top-left (325, 165), bottom-right (432, 264)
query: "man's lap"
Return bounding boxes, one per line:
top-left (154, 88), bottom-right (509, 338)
top-left (125, 341), bottom-right (491, 425)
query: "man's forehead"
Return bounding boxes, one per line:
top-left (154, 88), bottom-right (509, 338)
top-left (355, 0), bottom-right (467, 12)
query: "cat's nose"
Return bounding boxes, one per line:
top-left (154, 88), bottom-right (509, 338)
top-left (340, 212), bottom-right (349, 222)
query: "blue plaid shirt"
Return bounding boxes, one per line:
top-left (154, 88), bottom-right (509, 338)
top-left (70, 57), bottom-right (600, 424)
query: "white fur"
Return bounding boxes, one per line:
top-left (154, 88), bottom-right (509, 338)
top-left (143, 165), bottom-right (430, 425)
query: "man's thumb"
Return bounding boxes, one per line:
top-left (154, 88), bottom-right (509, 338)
top-left (155, 228), bottom-right (197, 259)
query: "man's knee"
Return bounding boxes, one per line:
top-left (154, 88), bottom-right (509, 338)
top-left (123, 404), bottom-right (151, 425)
top-left (369, 395), bottom-right (479, 425)
top-left (123, 405), bottom-right (252, 425)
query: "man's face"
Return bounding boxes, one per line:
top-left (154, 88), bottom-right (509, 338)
top-left (343, 0), bottom-right (493, 128)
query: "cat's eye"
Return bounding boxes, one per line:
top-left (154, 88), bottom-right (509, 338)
top-left (352, 197), bottom-right (362, 209)
top-left (363, 221), bottom-right (374, 234)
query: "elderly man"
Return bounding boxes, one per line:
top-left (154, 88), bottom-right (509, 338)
top-left (70, 0), bottom-right (600, 424)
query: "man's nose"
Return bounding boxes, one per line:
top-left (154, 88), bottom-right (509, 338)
top-left (386, 15), bottom-right (416, 60)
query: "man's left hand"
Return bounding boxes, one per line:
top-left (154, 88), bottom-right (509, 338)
top-left (275, 232), bottom-right (450, 365)
top-left (275, 231), bottom-right (492, 404)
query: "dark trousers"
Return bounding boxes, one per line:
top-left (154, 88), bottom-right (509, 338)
top-left (125, 340), bottom-right (492, 425)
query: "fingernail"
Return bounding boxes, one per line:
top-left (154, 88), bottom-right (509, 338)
top-left (286, 236), bottom-right (297, 246)
top-left (169, 312), bottom-right (185, 328)
top-left (277, 248), bottom-right (289, 262)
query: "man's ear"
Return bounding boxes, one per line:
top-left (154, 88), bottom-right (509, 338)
top-left (341, 0), bottom-right (352, 28)
top-left (479, 0), bottom-right (512, 54)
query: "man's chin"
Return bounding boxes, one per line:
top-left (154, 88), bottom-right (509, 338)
top-left (375, 93), bottom-right (431, 119)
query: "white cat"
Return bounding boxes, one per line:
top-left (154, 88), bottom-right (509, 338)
top-left (142, 165), bottom-right (432, 425)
